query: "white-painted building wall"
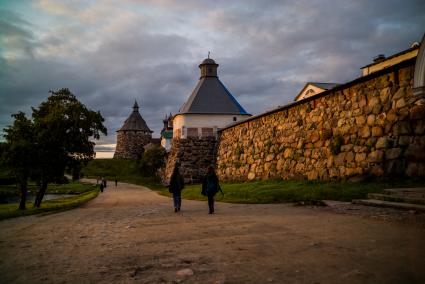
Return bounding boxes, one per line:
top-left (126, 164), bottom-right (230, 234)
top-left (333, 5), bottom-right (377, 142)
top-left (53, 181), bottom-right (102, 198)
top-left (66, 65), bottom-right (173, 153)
top-left (173, 113), bottom-right (250, 138)
top-left (160, 137), bottom-right (171, 151)
top-left (296, 84), bottom-right (328, 101)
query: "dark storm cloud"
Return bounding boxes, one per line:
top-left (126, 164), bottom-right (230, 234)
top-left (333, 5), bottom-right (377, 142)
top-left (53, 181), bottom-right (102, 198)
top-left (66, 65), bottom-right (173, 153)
top-left (1, 0), bottom-right (424, 150)
top-left (204, 0), bottom-right (425, 105)
top-left (75, 31), bottom-right (197, 144)
top-left (0, 9), bottom-right (32, 38)
top-left (0, 7), bottom-right (196, 145)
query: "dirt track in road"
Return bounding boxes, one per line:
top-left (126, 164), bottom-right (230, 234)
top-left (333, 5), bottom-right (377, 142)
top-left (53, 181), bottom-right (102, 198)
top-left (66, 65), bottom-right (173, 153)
top-left (1, 182), bottom-right (425, 284)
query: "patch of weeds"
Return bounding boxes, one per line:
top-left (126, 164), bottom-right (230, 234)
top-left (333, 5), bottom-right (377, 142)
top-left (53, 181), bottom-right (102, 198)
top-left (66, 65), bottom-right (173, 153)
top-left (264, 140), bottom-right (273, 152)
top-left (233, 161), bottom-right (243, 168)
top-left (235, 146), bottom-right (244, 159)
top-left (306, 103), bottom-right (313, 113)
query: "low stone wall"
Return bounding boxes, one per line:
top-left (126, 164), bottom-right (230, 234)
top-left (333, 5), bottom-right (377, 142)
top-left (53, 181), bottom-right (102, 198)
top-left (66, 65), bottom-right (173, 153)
top-left (217, 59), bottom-right (425, 181)
top-left (164, 137), bottom-right (218, 184)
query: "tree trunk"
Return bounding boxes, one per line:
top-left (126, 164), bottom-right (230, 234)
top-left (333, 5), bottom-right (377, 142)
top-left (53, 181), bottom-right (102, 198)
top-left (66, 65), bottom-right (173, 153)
top-left (72, 167), bottom-right (81, 181)
top-left (18, 179), bottom-right (28, 210)
top-left (34, 180), bottom-right (48, 208)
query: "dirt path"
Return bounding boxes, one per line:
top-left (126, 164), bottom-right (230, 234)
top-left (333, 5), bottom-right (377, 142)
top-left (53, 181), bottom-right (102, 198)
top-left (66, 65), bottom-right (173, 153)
top-left (1, 182), bottom-right (425, 284)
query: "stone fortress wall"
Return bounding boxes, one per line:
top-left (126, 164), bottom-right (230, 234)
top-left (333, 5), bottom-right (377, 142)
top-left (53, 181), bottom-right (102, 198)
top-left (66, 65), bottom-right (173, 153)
top-left (164, 137), bottom-right (219, 184)
top-left (216, 58), bottom-right (425, 182)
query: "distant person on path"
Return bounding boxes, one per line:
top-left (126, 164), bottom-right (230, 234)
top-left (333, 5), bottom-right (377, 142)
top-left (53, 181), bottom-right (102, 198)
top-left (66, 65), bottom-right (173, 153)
top-left (115, 178), bottom-right (118, 187)
top-left (202, 166), bottom-right (222, 214)
top-left (168, 165), bottom-right (184, 212)
top-left (100, 183), bottom-right (104, 193)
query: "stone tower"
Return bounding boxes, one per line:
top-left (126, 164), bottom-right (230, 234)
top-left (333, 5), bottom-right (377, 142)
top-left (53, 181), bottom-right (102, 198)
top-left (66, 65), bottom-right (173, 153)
top-left (114, 101), bottom-right (153, 159)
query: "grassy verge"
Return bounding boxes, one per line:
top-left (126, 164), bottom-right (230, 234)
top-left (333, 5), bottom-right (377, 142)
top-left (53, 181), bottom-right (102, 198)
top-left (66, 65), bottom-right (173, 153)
top-left (154, 179), bottom-right (425, 204)
top-left (81, 159), bottom-right (163, 189)
top-left (81, 159), bottom-right (424, 204)
top-left (47, 181), bottom-right (96, 194)
top-left (0, 186), bottom-right (100, 221)
top-left (0, 181), bottom-right (95, 203)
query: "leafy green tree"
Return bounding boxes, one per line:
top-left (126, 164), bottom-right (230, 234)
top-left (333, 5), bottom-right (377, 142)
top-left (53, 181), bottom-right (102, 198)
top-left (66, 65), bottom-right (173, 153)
top-left (32, 88), bottom-right (107, 207)
top-left (3, 112), bottom-right (36, 210)
top-left (138, 146), bottom-right (167, 176)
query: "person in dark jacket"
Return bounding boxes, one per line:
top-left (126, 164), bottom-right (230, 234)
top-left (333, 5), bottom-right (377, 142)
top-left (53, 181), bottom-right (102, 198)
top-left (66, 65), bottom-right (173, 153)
top-left (202, 166), bottom-right (221, 214)
top-left (169, 165), bottom-right (184, 212)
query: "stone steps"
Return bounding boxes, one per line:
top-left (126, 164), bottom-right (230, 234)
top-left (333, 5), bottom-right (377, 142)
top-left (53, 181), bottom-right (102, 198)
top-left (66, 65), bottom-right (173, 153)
top-left (383, 187), bottom-right (425, 198)
top-left (367, 193), bottom-right (425, 205)
top-left (352, 187), bottom-right (425, 212)
top-left (352, 199), bottom-right (425, 212)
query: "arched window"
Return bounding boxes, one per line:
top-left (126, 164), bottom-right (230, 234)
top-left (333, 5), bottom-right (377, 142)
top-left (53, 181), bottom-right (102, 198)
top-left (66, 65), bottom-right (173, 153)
top-left (306, 89), bottom-right (315, 97)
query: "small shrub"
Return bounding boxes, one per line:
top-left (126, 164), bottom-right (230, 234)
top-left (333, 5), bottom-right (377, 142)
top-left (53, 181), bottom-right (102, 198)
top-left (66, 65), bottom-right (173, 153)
top-left (138, 146), bottom-right (167, 176)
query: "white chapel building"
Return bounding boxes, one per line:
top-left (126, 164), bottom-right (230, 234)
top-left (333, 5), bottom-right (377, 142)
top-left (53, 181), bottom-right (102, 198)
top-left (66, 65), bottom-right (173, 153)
top-left (173, 57), bottom-right (251, 139)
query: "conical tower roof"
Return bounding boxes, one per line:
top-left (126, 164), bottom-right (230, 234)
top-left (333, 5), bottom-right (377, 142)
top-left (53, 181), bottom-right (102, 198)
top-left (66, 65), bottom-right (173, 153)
top-left (117, 101), bottom-right (153, 132)
top-left (178, 57), bottom-right (249, 115)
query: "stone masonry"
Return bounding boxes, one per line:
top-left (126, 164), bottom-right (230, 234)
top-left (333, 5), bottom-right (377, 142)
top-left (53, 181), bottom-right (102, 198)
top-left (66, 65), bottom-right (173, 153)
top-left (217, 59), bottom-right (425, 182)
top-left (114, 131), bottom-right (152, 159)
top-left (164, 137), bottom-right (218, 184)
top-left (114, 101), bottom-right (153, 159)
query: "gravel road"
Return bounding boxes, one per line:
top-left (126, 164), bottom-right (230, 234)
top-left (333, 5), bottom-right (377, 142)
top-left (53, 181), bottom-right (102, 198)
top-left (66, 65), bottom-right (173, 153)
top-left (1, 182), bottom-right (424, 283)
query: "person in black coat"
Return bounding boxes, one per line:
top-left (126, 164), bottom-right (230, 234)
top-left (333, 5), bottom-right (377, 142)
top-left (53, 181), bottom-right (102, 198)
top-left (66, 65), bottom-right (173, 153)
top-left (168, 165), bottom-right (184, 212)
top-left (202, 166), bottom-right (221, 214)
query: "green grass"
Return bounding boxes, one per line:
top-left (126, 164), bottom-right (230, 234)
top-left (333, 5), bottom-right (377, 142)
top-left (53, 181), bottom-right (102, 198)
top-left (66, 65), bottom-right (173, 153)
top-left (81, 159), bottom-right (163, 189)
top-left (154, 178), bottom-right (425, 204)
top-left (82, 159), bottom-right (424, 204)
top-left (82, 158), bottom-right (139, 178)
top-left (47, 181), bottom-right (95, 194)
top-left (0, 188), bottom-right (100, 221)
top-left (0, 181), bottom-right (95, 202)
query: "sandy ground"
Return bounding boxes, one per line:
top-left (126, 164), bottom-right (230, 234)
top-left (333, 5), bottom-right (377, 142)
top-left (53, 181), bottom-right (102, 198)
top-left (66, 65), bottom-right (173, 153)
top-left (0, 182), bottom-right (425, 284)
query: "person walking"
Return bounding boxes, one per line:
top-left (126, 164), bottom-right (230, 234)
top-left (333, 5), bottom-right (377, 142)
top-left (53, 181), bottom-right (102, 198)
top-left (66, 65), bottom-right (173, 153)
top-left (202, 166), bottom-right (221, 214)
top-left (100, 183), bottom-right (104, 193)
top-left (168, 165), bottom-right (184, 212)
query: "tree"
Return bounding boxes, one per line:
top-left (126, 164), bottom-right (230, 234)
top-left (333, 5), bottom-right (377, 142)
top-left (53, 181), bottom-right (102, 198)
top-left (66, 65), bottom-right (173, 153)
top-left (32, 88), bottom-right (107, 207)
top-left (138, 146), bottom-right (167, 176)
top-left (3, 112), bottom-right (36, 210)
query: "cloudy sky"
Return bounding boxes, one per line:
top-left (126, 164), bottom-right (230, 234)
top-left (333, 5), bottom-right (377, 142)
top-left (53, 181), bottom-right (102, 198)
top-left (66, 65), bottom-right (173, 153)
top-left (1, 0), bottom-right (424, 157)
